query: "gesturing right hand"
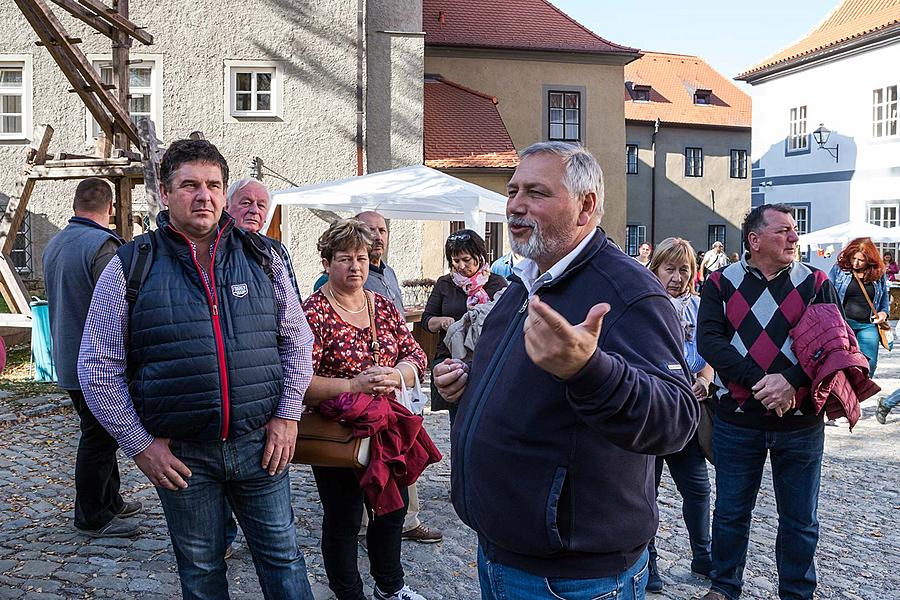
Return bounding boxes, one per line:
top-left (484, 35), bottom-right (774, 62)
top-left (434, 358), bottom-right (469, 403)
top-left (134, 438), bottom-right (192, 491)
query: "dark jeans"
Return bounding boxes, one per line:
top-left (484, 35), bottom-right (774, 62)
top-left (312, 466), bottom-right (408, 600)
top-left (710, 416), bottom-right (824, 600)
top-left (648, 434), bottom-right (711, 571)
top-left (157, 427), bottom-right (313, 600)
top-left (68, 389), bottom-right (124, 530)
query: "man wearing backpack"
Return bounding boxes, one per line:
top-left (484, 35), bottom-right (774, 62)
top-left (77, 140), bottom-right (315, 599)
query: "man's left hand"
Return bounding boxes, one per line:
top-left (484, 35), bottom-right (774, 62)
top-left (262, 417), bottom-right (298, 475)
top-left (752, 374), bottom-right (796, 417)
top-left (523, 296), bottom-right (610, 380)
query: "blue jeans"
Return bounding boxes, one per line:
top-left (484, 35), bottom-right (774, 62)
top-left (883, 388), bottom-right (900, 411)
top-left (709, 416), bottom-right (824, 600)
top-left (477, 545), bottom-right (648, 600)
top-left (648, 434), bottom-right (711, 572)
top-left (156, 427), bottom-right (313, 600)
top-left (847, 319), bottom-right (880, 377)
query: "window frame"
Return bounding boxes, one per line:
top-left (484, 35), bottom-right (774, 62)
top-left (547, 90), bottom-right (581, 142)
top-left (694, 89), bottom-right (712, 105)
top-left (730, 149), bottom-right (748, 179)
top-left (225, 60), bottom-right (284, 121)
top-left (0, 55), bottom-right (32, 142)
top-left (632, 85), bottom-right (651, 102)
top-left (625, 224), bottom-right (646, 257)
top-left (867, 201), bottom-right (899, 258)
top-left (787, 105), bottom-right (809, 153)
top-left (626, 144), bottom-right (639, 175)
top-left (86, 54), bottom-right (163, 140)
top-left (10, 211), bottom-right (32, 277)
top-left (707, 224), bottom-right (726, 251)
top-left (872, 84), bottom-right (898, 139)
top-left (685, 147), bottom-right (704, 177)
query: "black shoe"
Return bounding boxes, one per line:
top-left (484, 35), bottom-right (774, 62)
top-left (77, 517), bottom-right (140, 538)
top-left (645, 555), bottom-right (663, 592)
top-left (116, 500), bottom-right (143, 519)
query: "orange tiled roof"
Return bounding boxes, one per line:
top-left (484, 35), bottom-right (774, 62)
top-left (624, 52), bottom-right (751, 129)
top-left (423, 0), bottom-right (638, 56)
top-left (738, 0), bottom-right (900, 80)
top-left (424, 76), bottom-right (519, 170)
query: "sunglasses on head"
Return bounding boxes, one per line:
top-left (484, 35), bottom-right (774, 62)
top-left (448, 232), bottom-right (472, 242)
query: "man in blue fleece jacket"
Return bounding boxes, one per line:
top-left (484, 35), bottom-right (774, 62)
top-left (435, 142), bottom-right (699, 599)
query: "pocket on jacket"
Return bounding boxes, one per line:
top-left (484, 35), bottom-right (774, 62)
top-left (545, 466), bottom-right (568, 552)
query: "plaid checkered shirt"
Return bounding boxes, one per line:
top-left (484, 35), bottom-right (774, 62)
top-left (698, 257), bottom-right (840, 430)
top-left (77, 243), bottom-right (313, 458)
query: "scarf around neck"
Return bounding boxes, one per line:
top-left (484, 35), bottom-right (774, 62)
top-left (451, 264), bottom-right (491, 309)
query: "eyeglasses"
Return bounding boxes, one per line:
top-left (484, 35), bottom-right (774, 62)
top-left (448, 232), bottom-right (472, 242)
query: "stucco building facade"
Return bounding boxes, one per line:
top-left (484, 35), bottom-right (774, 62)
top-left (624, 52), bottom-right (752, 257)
top-left (0, 0), bottom-right (424, 295)
top-left (738, 0), bottom-right (900, 270)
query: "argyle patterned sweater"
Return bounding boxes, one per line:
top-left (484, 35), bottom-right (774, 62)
top-left (698, 259), bottom-right (840, 430)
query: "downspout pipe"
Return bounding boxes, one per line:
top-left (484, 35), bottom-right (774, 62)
top-left (650, 118), bottom-right (660, 244)
top-left (356, 0), bottom-right (364, 175)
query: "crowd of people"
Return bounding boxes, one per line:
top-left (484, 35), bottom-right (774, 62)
top-left (40, 138), bottom-right (888, 600)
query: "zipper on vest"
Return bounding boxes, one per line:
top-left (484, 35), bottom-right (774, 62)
top-left (169, 225), bottom-right (232, 441)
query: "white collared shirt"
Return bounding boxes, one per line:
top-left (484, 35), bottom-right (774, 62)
top-left (513, 229), bottom-right (598, 295)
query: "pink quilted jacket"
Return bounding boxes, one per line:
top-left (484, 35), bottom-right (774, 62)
top-left (789, 303), bottom-right (880, 430)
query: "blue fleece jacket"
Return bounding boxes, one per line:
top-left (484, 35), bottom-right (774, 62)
top-left (450, 228), bottom-right (699, 578)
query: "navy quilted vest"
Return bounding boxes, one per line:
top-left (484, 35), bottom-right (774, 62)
top-left (125, 212), bottom-right (282, 441)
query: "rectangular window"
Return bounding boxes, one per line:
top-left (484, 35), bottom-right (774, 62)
top-left (226, 60), bottom-right (283, 120)
top-left (89, 56), bottom-right (162, 138)
top-left (625, 225), bottom-right (646, 256)
top-left (868, 203), bottom-right (899, 258)
top-left (626, 144), bottom-right (638, 174)
top-left (632, 85), bottom-right (651, 102)
top-left (707, 224), bottom-right (726, 250)
top-left (11, 211), bottom-right (32, 277)
top-left (788, 105), bottom-right (808, 151)
top-left (0, 56), bottom-right (31, 141)
top-left (872, 85), bottom-right (898, 138)
top-left (685, 147), bottom-right (703, 177)
top-left (694, 89), bottom-right (712, 105)
top-left (730, 149), bottom-right (748, 179)
top-left (790, 205), bottom-right (810, 261)
top-left (484, 222), bottom-right (503, 264)
top-left (548, 91), bottom-right (581, 141)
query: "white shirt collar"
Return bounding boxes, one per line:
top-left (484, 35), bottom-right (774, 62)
top-left (513, 229), bottom-right (598, 295)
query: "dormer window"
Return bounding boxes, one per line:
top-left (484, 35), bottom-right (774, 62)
top-left (694, 89), bottom-right (712, 105)
top-left (633, 85), bottom-right (651, 102)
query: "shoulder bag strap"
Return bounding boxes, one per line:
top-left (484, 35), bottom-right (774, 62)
top-left (366, 291), bottom-right (381, 364)
top-left (854, 273), bottom-right (880, 319)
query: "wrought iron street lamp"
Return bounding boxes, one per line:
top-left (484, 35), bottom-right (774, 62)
top-left (812, 123), bottom-right (839, 162)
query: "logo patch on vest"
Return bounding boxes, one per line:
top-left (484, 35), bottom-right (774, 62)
top-left (231, 283), bottom-right (249, 298)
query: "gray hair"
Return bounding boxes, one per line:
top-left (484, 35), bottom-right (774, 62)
top-left (519, 142), bottom-right (605, 221)
top-left (226, 178), bottom-right (269, 206)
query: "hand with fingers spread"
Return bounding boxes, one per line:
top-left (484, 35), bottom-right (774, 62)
top-left (351, 366), bottom-right (401, 396)
top-left (523, 295), bottom-right (611, 380)
top-left (261, 416), bottom-right (298, 475)
top-left (752, 374), bottom-right (796, 417)
top-left (434, 358), bottom-right (469, 403)
top-left (134, 438), bottom-right (192, 490)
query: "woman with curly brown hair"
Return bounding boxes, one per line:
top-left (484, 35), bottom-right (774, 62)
top-left (828, 237), bottom-right (890, 376)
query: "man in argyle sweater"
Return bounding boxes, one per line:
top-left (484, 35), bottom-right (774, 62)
top-left (697, 204), bottom-right (840, 600)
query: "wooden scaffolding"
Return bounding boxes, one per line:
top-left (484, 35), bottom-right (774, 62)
top-left (2, 0), bottom-right (161, 334)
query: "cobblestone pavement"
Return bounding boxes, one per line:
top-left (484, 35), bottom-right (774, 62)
top-left (0, 356), bottom-right (897, 599)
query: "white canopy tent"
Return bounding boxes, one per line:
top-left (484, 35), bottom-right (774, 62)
top-left (797, 221), bottom-right (897, 248)
top-left (264, 165), bottom-right (508, 231)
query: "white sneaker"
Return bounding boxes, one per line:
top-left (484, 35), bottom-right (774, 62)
top-left (373, 584), bottom-right (427, 600)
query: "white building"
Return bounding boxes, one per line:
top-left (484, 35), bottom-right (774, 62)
top-left (737, 0), bottom-right (900, 268)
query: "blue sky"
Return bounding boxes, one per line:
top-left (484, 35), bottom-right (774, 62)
top-left (551, 0), bottom-right (835, 84)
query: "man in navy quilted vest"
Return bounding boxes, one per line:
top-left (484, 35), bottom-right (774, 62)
top-left (77, 140), bottom-right (315, 599)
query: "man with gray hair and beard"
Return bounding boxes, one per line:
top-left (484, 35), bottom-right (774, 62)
top-left (434, 142), bottom-right (699, 599)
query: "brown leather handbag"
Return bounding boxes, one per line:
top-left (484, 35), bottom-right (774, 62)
top-left (291, 291), bottom-right (378, 468)
top-left (854, 274), bottom-right (892, 351)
